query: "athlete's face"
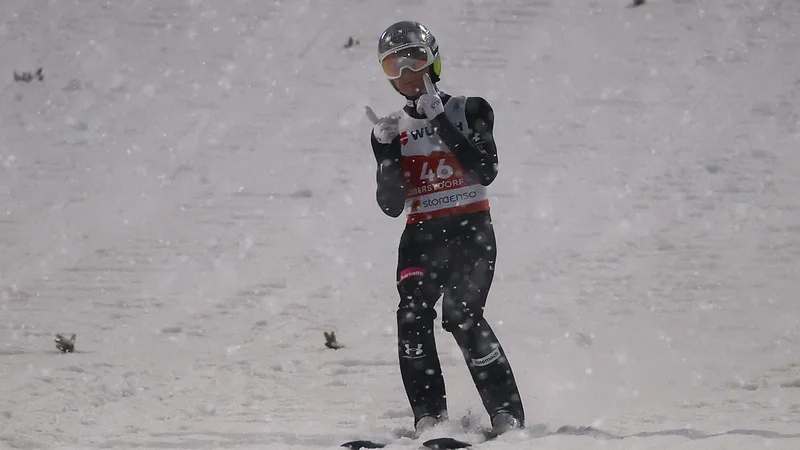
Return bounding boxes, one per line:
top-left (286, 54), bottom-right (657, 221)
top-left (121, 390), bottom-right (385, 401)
top-left (394, 68), bottom-right (428, 98)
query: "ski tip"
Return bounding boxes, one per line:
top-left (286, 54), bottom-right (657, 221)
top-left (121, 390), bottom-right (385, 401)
top-left (422, 437), bottom-right (472, 449)
top-left (341, 439), bottom-right (386, 449)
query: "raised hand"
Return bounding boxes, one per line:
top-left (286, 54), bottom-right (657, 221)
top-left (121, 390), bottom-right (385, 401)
top-left (365, 105), bottom-right (401, 145)
top-left (415, 73), bottom-right (445, 119)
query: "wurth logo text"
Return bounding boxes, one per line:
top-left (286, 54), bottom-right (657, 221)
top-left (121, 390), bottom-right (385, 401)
top-left (403, 121), bottom-right (464, 143)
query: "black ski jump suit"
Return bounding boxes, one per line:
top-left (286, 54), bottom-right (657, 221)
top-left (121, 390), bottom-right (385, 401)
top-left (370, 93), bottom-right (525, 426)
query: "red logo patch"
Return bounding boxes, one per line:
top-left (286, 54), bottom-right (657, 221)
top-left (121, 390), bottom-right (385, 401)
top-left (400, 266), bottom-right (426, 281)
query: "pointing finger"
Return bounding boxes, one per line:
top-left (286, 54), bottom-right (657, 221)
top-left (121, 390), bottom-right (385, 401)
top-left (364, 105), bottom-right (380, 124)
top-left (423, 73), bottom-right (436, 95)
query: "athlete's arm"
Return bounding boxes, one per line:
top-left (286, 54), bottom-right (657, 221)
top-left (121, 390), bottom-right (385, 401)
top-left (371, 132), bottom-right (406, 217)
top-left (430, 97), bottom-right (498, 186)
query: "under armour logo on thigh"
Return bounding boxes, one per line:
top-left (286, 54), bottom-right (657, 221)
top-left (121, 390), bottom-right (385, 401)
top-left (403, 343), bottom-right (425, 359)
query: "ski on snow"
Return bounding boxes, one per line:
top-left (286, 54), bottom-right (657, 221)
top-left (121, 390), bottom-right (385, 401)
top-left (341, 436), bottom-right (475, 449)
top-left (342, 428), bottom-right (502, 449)
top-left (342, 424), bottom-right (607, 449)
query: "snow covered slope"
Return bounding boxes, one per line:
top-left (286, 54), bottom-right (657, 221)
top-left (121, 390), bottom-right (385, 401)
top-left (1, 0), bottom-right (799, 448)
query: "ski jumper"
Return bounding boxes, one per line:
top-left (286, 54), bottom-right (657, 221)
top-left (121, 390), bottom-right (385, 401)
top-left (370, 93), bottom-right (525, 425)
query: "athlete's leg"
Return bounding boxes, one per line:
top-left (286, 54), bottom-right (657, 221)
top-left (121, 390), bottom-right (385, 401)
top-left (440, 213), bottom-right (525, 425)
top-left (396, 223), bottom-right (447, 425)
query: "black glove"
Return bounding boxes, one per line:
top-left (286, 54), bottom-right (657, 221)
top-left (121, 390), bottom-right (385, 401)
top-left (55, 334), bottom-right (76, 353)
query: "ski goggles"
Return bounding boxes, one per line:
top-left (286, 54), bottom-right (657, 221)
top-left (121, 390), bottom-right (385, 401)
top-left (379, 44), bottom-right (436, 80)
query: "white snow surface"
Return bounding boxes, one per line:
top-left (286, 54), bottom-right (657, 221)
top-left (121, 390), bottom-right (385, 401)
top-left (1, 0), bottom-right (800, 449)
